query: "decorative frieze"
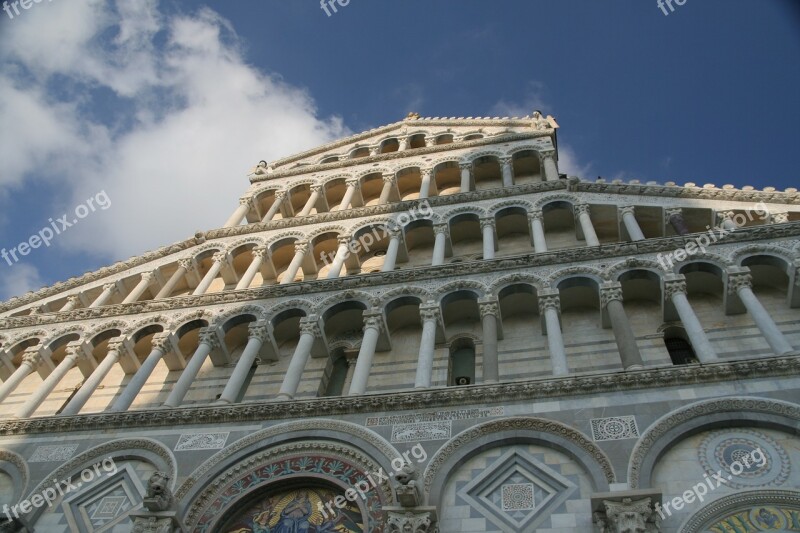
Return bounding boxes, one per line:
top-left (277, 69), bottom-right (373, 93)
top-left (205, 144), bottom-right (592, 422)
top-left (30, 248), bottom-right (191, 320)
top-left (367, 406), bottom-right (504, 426)
top-left (391, 421), bottom-right (452, 443)
top-left (29, 443), bottom-right (79, 462)
top-left (174, 432), bottom-right (229, 451)
top-left (590, 416), bottom-right (640, 441)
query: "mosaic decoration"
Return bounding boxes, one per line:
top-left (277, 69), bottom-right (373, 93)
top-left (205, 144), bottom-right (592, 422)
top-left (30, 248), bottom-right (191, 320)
top-left (698, 429), bottom-right (790, 490)
top-left (223, 487), bottom-right (363, 533)
top-left (590, 416), bottom-right (639, 442)
top-left (366, 406), bottom-right (504, 426)
top-left (29, 443), bottom-right (79, 462)
top-left (62, 467), bottom-right (144, 533)
top-left (708, 506), bottom-right (800, 532)
top-left (457, 448), bottom-right (576, 532)
top-left (196, 453), bottom-right (385, 533)
top-left (174, 432), bottom-right (230, 451)
top-left (501, 483), bottom-right (535, 511)
top-left (390, 421), bottom-right (451, 443)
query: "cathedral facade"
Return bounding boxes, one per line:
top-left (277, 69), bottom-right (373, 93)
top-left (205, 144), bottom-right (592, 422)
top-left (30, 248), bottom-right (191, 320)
top-left (0, 112), bottom-right (798, 532)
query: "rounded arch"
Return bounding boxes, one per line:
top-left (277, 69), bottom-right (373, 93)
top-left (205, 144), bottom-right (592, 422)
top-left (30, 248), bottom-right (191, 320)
top-left (675, 254), bottom-right (734, 276)
top-left (628, 396), bottom-right (800, 489)
top-left (213, 304), bottom-right (269, 329)
top-left (226, 236), bottom-right (268, 253)
top-left (679, 489), bottom-right (800, 533)
top-left (167, 309), bottom-right (214, 332)
top-left (319, 172), bottom-right (354, 187)
top-left (41, 325), bottom-right (86, 347)
top-left (487, 199), bottom-right (535, 217)
top-left (465, 150), bottom-right (504, 164)
top-left (0, 449), bottom-right (28, 505)
top-left (179, 419), bottom-right (403, 528)
top-left (354, 166), bottom-right (392, 180)
top-left (488, 272), bottom-right (544, 296)
top-left (316, 290), bottom-right (380, 315)
top-left (546, 266), bottom-right (606, 287)
top-left (534, 192), bottom-right (580, 210)
top-left (305, 224), bottom-right (349, 243)
top-left (603, 258), bottom-right (666, 281)
top-left (379, 286), bottom-right (434, 308)
top-left (267, 299), bottom-right (315, 322)
top-left (25, 437), bottom-right (176, 524)
top-left (731, 244), bottom-right (796, 269)
top-left (435, 280), bottom-right (488, 302)
top-left (442, 205), bottom-right (488, 223)
top-left (423, 417), bottom-right (615, 505)
top-left (191, 242), bottom-right (227, 260)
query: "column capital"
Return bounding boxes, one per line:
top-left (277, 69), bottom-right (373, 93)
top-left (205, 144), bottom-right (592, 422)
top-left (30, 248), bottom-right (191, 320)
top-left (309, 184), bottom-right (323, 194)
top-left (663, 278), bottom-right (687, 298)
top-left (771, 212), bottom-right (789, 223)
top-left (538, 291), bottom-right (561, 314)
top-left (105, 336), bottom-right (127, 354)
top-left (619, 205), bottom-right (636, 217)
top-left (458, 161), bottom-right (473, 171)
top-left (273, 190), bottom-right (287, 201)
top-left (298, 317), bottom-right (322, 338)
top-left (727, 271), bottom-right (753, 294)
top-left (362, 313), bottom-right (384, 333)
top-left (22, 348), bottom-right (42, 368)
top-left (345, 178), bottom-right (361, 190)
top-left (600, 283), bottom-right (624, 308)
top-left (248, 321), bottom-right (271, 342)
top-left (386, 226), bottom-right (403, 240)
top-left (197, 327), bottom-right (222, 350)
top-left (178, 258), bottom-right (197, 272)
top-left (477, 298), bottom-right (499, 318)
top-left (150, 332), bottom-right (173, 354)
top-left (251, 245), bottom-right (269, 260)
top-left (574, 203), bottom-right (591, 217)
top-left (66, 295), bottom-right (81, 306)
top-left (527, 209), bottom-right (544, 221)
top-left (139, 272), bottom-right (156, 285)
top-left (664, 207), bottom-right (683, 221)
top-left (294, 240), bottom-right (310, 255)
top-left (370, 146), bottom-right (381, 156)
top-left (337, 234), bottom-right (353, 247)
top-left (433, 223), bottom-right (450, 237)
top-left (382, 174), bottom-right (397, 184)
top-left (594, 496), bottom-right (661, 533)
top-left (419, 304), bottom-right (441, 323)
top-left (238, 195), bottom-right (254, 208)
top-left (211, 251), bottom-right (228, 264)
top-left (64, 341), bottom-right (88, 362)
top-left (425, 135), bottom-right (437, 147)
top-left (716, 210), bottom-right (735, 223)
top-left (420, 168), bottom-right (433, 178)
top-left (538, 149), bottom-right (556, 161)
top-left (479, 217), bottom-right (495, 230)
top-left (102, 282), bottom-right (118, 293)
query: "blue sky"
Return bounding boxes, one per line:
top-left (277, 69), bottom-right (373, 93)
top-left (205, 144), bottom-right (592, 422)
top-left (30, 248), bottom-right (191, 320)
top-left (0, 0), bottom-right (798, 301)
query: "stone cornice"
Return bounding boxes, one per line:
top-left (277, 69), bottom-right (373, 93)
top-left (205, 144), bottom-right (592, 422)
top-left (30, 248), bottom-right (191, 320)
top-left (2, 178), bottom-right (798, 316)
top-left (2, 221), bottom-right (800, 330)
top-left (0, 354), bottom-right (796, 437)
top-left (254, 131), bottom-right (553, 183)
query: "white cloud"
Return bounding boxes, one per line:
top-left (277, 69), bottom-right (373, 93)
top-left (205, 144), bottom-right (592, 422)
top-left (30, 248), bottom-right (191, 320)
top-left (0, 0), bottom-right (349, 261)
top-left (0, 264), bottom-right (45, 301)
top-left (557, 144), bottom-right (593, 178)
top-left (490, 81), bottom-right (548, 118)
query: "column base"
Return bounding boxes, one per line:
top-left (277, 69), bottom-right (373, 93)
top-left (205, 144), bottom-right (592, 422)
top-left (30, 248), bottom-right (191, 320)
top-left (275, 393), bottom-right (293, 400)
top-left (624, 364), bottom-right (645, 371)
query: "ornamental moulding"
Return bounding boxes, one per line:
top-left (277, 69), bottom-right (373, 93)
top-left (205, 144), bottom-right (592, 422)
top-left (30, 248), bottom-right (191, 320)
top-left (0, 354), bottom-right (796, 437)
top-left (3, 222), bottom-right (800, 329)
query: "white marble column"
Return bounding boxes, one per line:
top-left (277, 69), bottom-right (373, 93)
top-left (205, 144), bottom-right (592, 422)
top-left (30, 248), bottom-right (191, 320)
top-left (541, 151), bottom-right (559, 181)
top-left (277, 318), bottom-right (320, 399)
top-left (224, 197), bottom-right (253, 228)
top-left (89, 283), bottom-right (117, 309)
top-left (665, 208), bottom-right (690, 235)
top-left (601, 284), bottom-right (644, 370)
top-left (459, 162), bottom-right (472, 193)
top-left (217, 322), bottom-right (269, 404)
top-left (398, 136), bottom-right (409, 151)
top-left (17, 342), bottom-right (85, 418)
top-left (528, 210), bottom-right (547, 253)
top-left (381, 229), bottom-right (402, 272)
top-left (298, 186), bottom-right (322, 217)
top-left (500, 157), bottom-right (514, 187)
top-left (620, 206), bottom-right (646, 242)
top-left (348, 314), bottom-right (383, 396)
top-left (122, 273), bottom-right (155, 304)
top-left (419, 169), bottom-right (432, 199)
top-left (0, 349), bottom-right (40, 403)
top-left (59, 295), bottom-right (81, 312)
top-left (236, 246), bottom-right (268, 290)
top-left (414, 305), bottom-right (440, 388)
top-left (664, 278), bottom-right (717, 362)
top-left (478, 300), bottom-right (499, 383)
top-left (61, 339), bottom-right (126, 415)
top-left (326, 236), bottom-right (351, 279)
top-left (280, 241), bottom-right (308, 284)
top-left (193, 252), bottom-right (227, 296)
top-left (575, 204), bottom-right (600, 246)
top-left (337, 180), bottom-right (359, 211)
top-left (163, 328), bottom-right (221, 408)
top-left (109, 332), bottom-right (173, 412)
top-left (539, 292), bottom-right (569, 376)
top-left (481, 218), bottom-right (496, 260)
top-left (379, 175), bottom-right (396, 204)
top-left (728, 272), bottom-right (794, 355)
top-left (262, 191), bottom-right (286, 222)
top-left (431, 224), bottom-right (449, 266)
top-left (155, 259), bottom-right (194, 299)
